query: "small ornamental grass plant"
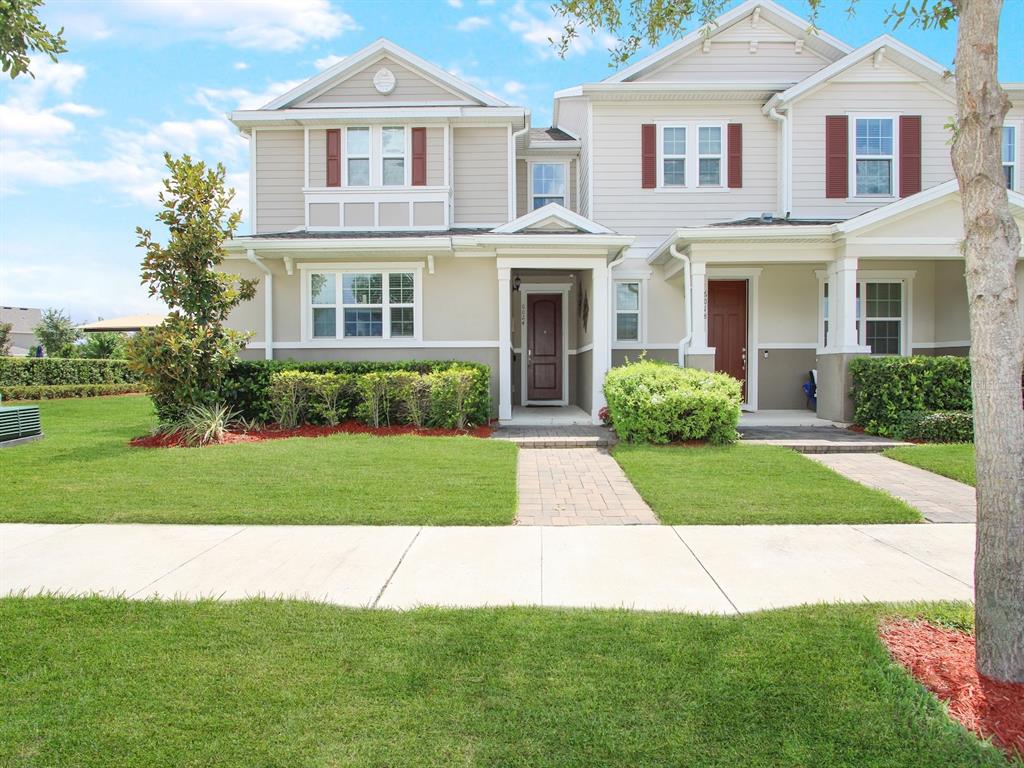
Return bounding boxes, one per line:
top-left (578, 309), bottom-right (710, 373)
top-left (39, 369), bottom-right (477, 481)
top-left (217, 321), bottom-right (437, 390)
top-left (603, 359), bottom-right (742, 445)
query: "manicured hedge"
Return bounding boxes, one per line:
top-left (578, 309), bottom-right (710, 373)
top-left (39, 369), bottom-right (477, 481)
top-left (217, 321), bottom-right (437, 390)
top-left (0, 383), bottom-right (143, 401)
top-left (849, 356), bottom-right (971, 437)
top-left (221, 360), bottom-right (491, 425)
top-left (603, 360), bottom-right (742, 445)
top-left (0, 358), bottom-right (138, 387)
top-left (897, 410), bottom-right (974, 443)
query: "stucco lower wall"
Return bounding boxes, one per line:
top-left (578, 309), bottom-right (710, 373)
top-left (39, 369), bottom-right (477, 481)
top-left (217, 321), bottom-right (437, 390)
top-left (759, 348), bottom-right (817, 410)
top-left (576, 349), bottom-right (592, 413)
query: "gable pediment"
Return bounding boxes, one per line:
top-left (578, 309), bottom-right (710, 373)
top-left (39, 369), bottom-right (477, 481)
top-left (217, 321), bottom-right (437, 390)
top-left (492, 204), bottom-right (613, 235)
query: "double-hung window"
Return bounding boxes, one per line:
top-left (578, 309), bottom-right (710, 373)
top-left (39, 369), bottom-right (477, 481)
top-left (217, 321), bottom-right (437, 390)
top-left (310, 270), bottom-right (417, 340)
top-left (853, 117), bottom-right (895, 196)
top-left (614, 281), bottom-right (641, 342)
top-left (531, 162), bottom-right (566, 209)
top-left (381, 127), bottom-right (406, 186)
top-left (821, 278), bottom-right (907, 354)
top-left (346, 127), bottom-right (370, 186)
top-left (698, 126), bottom-right (723, 186)
top-left (1004, 125), bottom-right (1018, 190)
top-left (661, 126), bottom-right (686, 186)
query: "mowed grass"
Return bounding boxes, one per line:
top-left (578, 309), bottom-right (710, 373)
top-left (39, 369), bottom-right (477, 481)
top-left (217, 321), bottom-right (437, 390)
top-left (0, 396), bottom-right (517, 525)
top-left (884, 444), bottom-right (976, 487)
top-left (614, 443), bottom-right (920, 524)
top-left (0, 597), bottom-right (1009, 768)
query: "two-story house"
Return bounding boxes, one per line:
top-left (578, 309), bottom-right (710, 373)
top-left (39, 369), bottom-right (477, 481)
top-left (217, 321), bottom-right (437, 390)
top-left (225, 0), bottom-right (1024, 424)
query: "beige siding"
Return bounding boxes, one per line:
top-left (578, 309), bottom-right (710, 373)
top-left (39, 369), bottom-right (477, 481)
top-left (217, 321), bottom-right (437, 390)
top-left (309, 129), bottom-right (326, 187)
top-left (556, 97), bottom-right (590, 217)
top-left (255, 129), bottom-right (305, 233)
top-left (515, 159), bottom-right (528, 217)
top-left (453, 126), bottom-right (509, 225)
top-left (568, 158), bottom-right (578, 213)
top-left (641, 42), bottom-right (828, 83)
top-left (791, 62), bottom-right (957, 219)
top-left (590, 101), bottom-right (778, 235)
top-left (304, 57), bottom-right (472, 105)
top-left (426, 127), bottom-right (444, 185)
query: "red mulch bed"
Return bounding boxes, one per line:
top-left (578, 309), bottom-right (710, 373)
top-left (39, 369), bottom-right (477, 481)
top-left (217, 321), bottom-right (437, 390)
top-left (881, 619), bottom-right (1024, 759)
top-left (131, 420), bottom-right (493, 448)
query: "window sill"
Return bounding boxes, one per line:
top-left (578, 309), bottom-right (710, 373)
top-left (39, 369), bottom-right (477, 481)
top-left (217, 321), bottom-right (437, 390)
top-left (845, 196), bottom-right (898, 203)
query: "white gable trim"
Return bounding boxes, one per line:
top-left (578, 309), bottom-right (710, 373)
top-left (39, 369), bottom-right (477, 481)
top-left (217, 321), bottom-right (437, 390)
top-left (491, 203), bottom-right (613, 234)
top-left (769, 34), bottom-right (952, 107)
top-left (603, 0), bottom-right (850, 84)
top-left (263, 38), bottom-right (508, 110)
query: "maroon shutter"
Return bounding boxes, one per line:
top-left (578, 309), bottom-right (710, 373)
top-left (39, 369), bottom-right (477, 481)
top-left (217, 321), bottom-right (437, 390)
top-left (727, 123), bottom-right (743, 188)
top-left (641, 123), bottom-right (657, 189)
top-left (899, 115), bottom-right (922, 197)
top-left (825, 115), bottom-right (849, 199)
top-left (326, 129), bottom-right (341, 187)
top-left (411, 127), bottom-right (427, 186)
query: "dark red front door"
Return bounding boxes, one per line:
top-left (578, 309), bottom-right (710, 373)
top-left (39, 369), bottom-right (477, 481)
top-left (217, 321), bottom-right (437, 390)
top-left (708, 280), bottom-right (748, 401)
top-left (527, 293), bottom-right (562, 401)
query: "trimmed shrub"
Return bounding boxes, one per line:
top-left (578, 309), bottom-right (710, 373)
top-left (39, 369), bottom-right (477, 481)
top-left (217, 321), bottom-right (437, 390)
top-left (0, 383), bottom-right (143, 401)
top-left (849, 356), bottom-right (971, 437)
top-left (603, 360), bottom-right (742, 445)
top-left (224, 360), bottom-right (490, 424)
top-left (0, 357), bottom-right (138, 386)
top-left (897, 410), bottom-right (974, 443)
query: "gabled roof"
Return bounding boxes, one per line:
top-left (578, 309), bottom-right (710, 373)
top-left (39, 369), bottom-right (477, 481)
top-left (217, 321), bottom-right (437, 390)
top-left (491, 204), bottom-right (613, 235)
top-left (768, 34), bottom-right (953, 108)
top-left (603, 0), bottom-right (851, 84)
top-left (262, 38), bottom-right (508, 110)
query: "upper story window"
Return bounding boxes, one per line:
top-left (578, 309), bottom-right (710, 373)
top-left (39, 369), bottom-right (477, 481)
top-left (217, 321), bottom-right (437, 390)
top-left (346, 127), bottom-right (370, 186)
top-left (1004, 125), bottom-right (1018, 190)
top-left (698, 127), bottom-right (722, 186)
top-left (853, 117), bottom-right (895, 197)
top-left (661, 127), bottom-right (686, 186)
top-left (310, 269), bottom-right (417, 340)
top-left (382, 127), bottom-right (406, 186)
top-left (531, 162), bottom-right (567, 209)
top-left (657, 123), bottom-right (727, 188)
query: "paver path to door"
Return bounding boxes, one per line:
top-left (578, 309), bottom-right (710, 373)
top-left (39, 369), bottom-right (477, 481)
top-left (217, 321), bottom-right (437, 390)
top-left (808, 453), bottom-right (976, 523)
top-left (516, 448), bottom-right (657, 525)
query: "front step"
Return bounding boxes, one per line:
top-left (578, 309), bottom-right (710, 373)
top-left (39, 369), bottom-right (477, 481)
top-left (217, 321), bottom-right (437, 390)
top-left (490, 426), bottom-right (616, 449)
top-left (740, 438), bottom-right (911, 454)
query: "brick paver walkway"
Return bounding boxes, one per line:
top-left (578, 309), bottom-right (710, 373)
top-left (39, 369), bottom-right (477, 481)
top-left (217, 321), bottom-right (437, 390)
top-left (808, 453), bottom-right (976, 523)
top-left (516, 448), bottom-right (657, 526)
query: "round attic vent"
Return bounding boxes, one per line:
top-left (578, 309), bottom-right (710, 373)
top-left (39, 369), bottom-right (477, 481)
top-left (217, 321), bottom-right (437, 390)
top-left (373, 67), bottom-right (396, 94)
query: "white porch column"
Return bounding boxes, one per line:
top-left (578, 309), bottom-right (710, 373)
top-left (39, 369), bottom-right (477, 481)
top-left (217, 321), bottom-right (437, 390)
top-left (497, 266), bottom-right (512, 421)
top-left (826, 256), bottom-right (869, 353)
top-left (590, 261), bottom-right (609, 423)
top-left (263, 273), bottom-right (273, 361)
top-left (687, 260), bottom-right (712, 355)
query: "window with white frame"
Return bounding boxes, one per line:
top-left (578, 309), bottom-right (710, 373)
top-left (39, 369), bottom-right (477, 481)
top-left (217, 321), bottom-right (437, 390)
top-left (853, 117), bottom-right (895, 196)
top-left (615, 281), bottom-right (641, 342)
top-left (698, 126), bottom-right (723, 186)
top-left (381, 127), bottom-right (406, 186)
top-left (1003, 125), bottom-right (1018, 190)
top-left (661, 126), bottom-right (686, 186)
top-left (310, 270), bottom-right (416, 340)
top-left (821, 278), bottom-right (906, 354)
top-left (531, 162), bottom-right (566, 208)
top-left (346, 127), bottom-right (370, 186)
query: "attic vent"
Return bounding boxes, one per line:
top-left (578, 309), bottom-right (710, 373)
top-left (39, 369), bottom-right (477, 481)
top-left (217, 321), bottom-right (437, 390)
top-left (759, 212), bottom-right (774, 224)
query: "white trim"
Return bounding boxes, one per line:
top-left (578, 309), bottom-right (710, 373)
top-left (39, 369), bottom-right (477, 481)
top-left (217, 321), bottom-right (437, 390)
top-left (611, 343), bottom-right (679, 350)
top-left (498, 267), bottom-right (512, 420)
top-left (570, 343), bottom-right (594, 355)
top-left (848, 113), bottom-right (900, 200)
top-left (913, 340), bottom-right (971, 349)
top-left (491, 203), bottom-right (613, 235)
top-left (586, 100), bottom-right (594, 220)
top-left (706, 267), bottom-right (761, 411)
top-left (344, 126), bottom-right (371, 187)
top-left (302, 264), bottom-right (424, 343)
top-left (655, 121), bottom-right (728, 190)
top-left (528, 160), bottom-right (570, 211)
top-left (613, 278), bottom-right (646, 344)
top-left (519, 283), bottom-right (571, 406)
top-left (249, 128), bottom-right (258, 233)
top-left (1004, 121), bottom-right (1022, 193)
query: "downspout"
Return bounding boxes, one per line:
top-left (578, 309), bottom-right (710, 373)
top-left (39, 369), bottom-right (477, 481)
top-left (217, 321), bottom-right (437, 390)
top-left (668, 242), bottom-right (692, 367)
top-left (767, 105), bottom-right (790, 217)
top-left (246, 248), bottom-right (273, 361)
top-left (510, 119), bottom-right (530, 220)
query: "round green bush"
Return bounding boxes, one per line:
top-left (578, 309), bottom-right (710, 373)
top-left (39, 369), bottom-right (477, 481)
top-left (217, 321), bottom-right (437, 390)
top-left (603, 360), bottom-right (742, 445)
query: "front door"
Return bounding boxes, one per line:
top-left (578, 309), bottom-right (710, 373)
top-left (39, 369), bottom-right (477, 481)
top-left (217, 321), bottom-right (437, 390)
top-left (708, 280), bottom-right (748, 401)
top-left (527, 293), bottom-right (562, 401)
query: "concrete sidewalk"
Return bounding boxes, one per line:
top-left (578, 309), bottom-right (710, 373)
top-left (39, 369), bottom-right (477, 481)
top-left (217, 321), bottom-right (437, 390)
top-left (1, 522), bottom-right (974, 614)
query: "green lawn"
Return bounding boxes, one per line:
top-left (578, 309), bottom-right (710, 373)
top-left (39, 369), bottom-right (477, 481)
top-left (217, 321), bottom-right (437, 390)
top-left (884, 444), bottom-right (976, 487)
top-left (614, 443), bottom-right (921, 524)
top-left (0, 396), bottom-right (517, 525)
top-left (0, 598), bottom-right (1009, 767)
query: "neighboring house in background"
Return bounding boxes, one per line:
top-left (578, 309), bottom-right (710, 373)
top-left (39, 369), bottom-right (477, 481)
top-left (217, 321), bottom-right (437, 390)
top-left (0, 307), bottom-right (42, 356)
top-left (224, 0), bottom-right (1024, 424)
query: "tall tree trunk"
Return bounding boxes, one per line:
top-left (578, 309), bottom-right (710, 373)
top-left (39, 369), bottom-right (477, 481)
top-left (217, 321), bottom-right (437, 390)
top-left (953, 0), bottom-right (1024, 682)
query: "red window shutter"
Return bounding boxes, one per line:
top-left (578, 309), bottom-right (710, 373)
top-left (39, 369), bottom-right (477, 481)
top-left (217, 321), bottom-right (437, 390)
top-left (727, 123), bottom-right (743, 188)
top-left (825, 115), bottom-right (848, 199)
top-left (326, 128), bottom-right (341, 187)
top-left (411, 127), bottom-right (427, 187)
top-left (641, 123), bottom-right (657, 189)
top-left (899, 115), bottom-right (922, 197)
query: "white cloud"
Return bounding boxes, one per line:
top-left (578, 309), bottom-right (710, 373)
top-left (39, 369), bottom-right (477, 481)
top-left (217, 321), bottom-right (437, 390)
top-left (503, 80), bottom-right (525, 96)
top-left (193, 79), bottom-right (304, 112)
top-left (233, 61), bottom-right (249, 70)
top-left (447, 0), bottom-right (463, 7)
top-left (0, 60), bottom-right (97, 143)
top-left (314, 54), bottom-right (348, 71)
top-left (504, 1), bottom-right (615, 58)
top-left (456, 15), bottom-right (491, 32)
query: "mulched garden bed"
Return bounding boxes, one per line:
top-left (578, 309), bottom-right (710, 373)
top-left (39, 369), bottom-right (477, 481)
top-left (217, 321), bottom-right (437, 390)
top-left (881, 618), bottom-right (1024, 759)
top-left (131, 421), bottom-right (493, 448)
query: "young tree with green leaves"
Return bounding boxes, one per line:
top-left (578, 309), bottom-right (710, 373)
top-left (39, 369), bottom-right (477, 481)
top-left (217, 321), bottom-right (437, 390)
top-left (33, 308), bottom-right (80, 357)
top-left (0, 0), bottom-right (66, 79)
top-left (0, 321), bottom-right (13, 356)
top-left (554, 0), bottom-right (1022, 682)
top-left (127, 153), bottom-right (257, 423)
top-left (77, 331), bottom-right (126, 359)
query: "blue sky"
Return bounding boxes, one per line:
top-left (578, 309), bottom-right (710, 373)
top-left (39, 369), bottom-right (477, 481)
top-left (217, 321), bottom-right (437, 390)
top-left (1, 0), bottom-right (1022, 322)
